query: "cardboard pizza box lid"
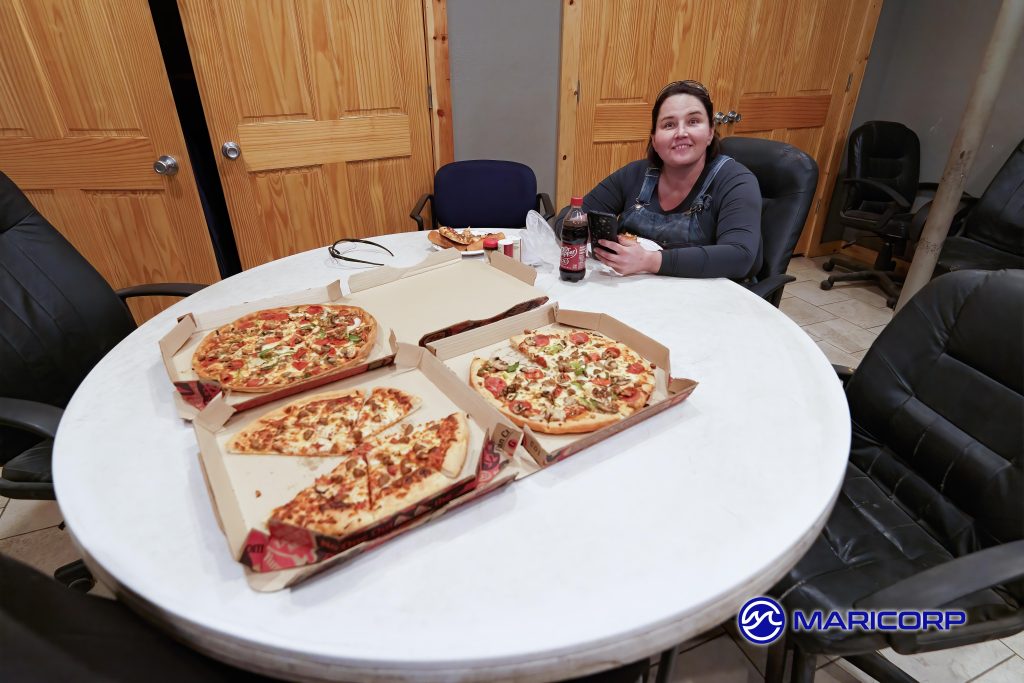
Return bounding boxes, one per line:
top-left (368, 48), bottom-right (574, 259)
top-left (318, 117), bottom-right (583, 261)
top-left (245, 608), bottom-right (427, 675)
top-left (192, 342), bottom-right (521, 591)
top-left (427, 302), bottom-right (698, 469)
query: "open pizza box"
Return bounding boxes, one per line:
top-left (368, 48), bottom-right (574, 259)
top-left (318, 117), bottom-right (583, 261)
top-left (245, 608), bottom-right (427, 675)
top-left (160, 249), bottom-right (548, 420)
top-left (426, 303), bottom-right (698, 469)
top-left (192, 342), bottom-right (522, 592)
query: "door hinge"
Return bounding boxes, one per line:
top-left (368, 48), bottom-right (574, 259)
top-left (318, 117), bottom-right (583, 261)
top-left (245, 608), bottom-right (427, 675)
top-left (845, 73), bottom-right (853, 92)
top-left (576, 79), bottom-right (580, 104)
top-left (427, 84), bottom-right (433, 110)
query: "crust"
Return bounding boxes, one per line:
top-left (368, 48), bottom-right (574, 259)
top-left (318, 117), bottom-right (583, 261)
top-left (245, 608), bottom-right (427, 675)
top-left (441, 412), bottom-right (469, 477)
top-left (372, 469), bottom-right (455, 520)
top-left (519, 410), bottom-right (621, 435)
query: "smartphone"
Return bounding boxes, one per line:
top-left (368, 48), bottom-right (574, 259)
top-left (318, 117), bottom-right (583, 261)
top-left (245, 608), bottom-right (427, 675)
top-left (588, 210), bottom-right (620, 252)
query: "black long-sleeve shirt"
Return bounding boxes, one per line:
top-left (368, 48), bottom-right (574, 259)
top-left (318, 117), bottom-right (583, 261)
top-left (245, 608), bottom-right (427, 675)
top-left (574, 158), bottom-right (762, 279)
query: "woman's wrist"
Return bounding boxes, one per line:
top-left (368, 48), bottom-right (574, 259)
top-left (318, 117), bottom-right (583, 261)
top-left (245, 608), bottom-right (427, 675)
top-left (645, 249), bottom-right (663, 274)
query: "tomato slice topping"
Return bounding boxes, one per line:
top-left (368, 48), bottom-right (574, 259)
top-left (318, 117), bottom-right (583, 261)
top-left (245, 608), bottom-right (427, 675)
top-left (292, 360), bottom-right (309, 370)
top-left (289, 335), bottom-right (302, 346)
top-left (244, 377), bottom-right (265, 387)
top-left (258, 311), bottom-right (289, 321)
top-left (627, 362), bottom-right (645, 374)
top-left (293, 347), bottom-right (308, 359)
top-left (551, 385), bottom-right (564, 398)
top-left (570, 332), bottom-right (590, 345)
top-left (534, 356), bottom-right (548, 368)
top-left (533, 334), bottom-right (551, 347)
top-left (587, 351), bottom-right (602, 362)
top-left (306, 305), bottom-right (323, 314)
top-left (483, 376), bottom-right (506, 398)
top-left (603, 346), bottom-right (622, 359)
top-left (325, 346), bottom-right (337, 356)
top-left (618, 387), bottom-right (637, 398)
top-left (227, 359), bottom-right (244, 370)
top-left (510, 400), bottom-right (533, 415)
top-left (262, 336), bottom-right (282, 344)
top-left (237, 320), bottom-right (255, 330)
top-left (523, 368), bottom-right (544, 380)
top-left (591, 378), bottom-right (611, 386)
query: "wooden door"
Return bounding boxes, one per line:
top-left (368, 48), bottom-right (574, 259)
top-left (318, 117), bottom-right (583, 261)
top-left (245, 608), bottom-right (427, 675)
top-left (557, 0), bottom-right (752, 208)
top-left (179, 0), bottom-right (437, 270)
top-left (557, 0), bottom-right (881, 256)
top-left (724, 0), bottom-right (882, 254)
top-left (0, 0), bottom-right (220, 322)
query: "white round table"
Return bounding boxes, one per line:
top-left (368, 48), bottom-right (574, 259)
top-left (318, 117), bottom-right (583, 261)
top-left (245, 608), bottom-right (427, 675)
top-left (53, 231), bottom-right (850, 682)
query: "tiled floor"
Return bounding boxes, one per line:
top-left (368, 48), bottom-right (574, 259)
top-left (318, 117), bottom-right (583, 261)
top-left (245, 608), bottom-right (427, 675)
top-left (1, 256), bottom-right (1020, 681)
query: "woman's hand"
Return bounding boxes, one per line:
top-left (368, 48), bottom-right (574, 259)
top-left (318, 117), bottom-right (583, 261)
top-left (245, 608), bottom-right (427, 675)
top-left (594, 236), bottom-right (662, 275)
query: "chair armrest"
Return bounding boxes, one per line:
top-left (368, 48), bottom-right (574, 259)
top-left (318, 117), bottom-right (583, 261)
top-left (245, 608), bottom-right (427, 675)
top-left (410, 193), bottom-right (433, 231)
top-left (115, 283), bottom-right (206, 304)
top-left (908, 196), bottom-right (977, 242)
top-left (537, 193), bottom-right (554, 219)
top-left (746, 273), bottom-right (795, 307)
top-left (842, 178), bottom-right (911, 210)
top-left (856, 540), bottom-right (1024, 610)
top-left (0, 398), bottom-right (63, 439)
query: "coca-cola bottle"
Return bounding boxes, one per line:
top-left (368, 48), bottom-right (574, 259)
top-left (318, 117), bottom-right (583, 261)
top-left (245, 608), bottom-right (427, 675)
top-left (560, 196), bottom-right (588, 282)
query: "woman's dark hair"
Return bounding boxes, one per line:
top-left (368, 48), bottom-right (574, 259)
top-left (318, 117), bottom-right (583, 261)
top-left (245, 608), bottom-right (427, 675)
top-left (646, 80), bottom-right (720, 167)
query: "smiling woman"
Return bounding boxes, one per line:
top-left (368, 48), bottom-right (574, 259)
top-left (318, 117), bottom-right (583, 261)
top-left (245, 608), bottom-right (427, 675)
top-left (566, 81), bottom-right (763, 280)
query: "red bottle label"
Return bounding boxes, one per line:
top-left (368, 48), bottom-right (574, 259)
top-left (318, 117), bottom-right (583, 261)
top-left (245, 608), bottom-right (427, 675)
top-left (560, 243), bottom-right (585, 271)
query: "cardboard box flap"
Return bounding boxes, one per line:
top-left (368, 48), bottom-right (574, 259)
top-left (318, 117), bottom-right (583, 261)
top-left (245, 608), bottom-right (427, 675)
top-left (486, 250), bottom-right (538, 286)
top-left (348, 249), bottom-right (460, 294)
top-left (195, 393), bottom-right (238, 433)
top-left (192, 281), bottom-right (344, 331)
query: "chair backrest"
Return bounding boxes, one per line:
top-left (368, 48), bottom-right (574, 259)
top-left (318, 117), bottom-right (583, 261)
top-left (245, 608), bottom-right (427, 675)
top-left (719, 136), bottom-right (819, 281)
top-left (962, 138), bottom-right (1024, 256)
top-left (845, 269), bottom-right (1023, 562)
top-left (0, 172), bottom-right (135, 409)
top-left (432, 160), bottom-right (538, 229)
top-left (845, 121), bottom-right (921, 210)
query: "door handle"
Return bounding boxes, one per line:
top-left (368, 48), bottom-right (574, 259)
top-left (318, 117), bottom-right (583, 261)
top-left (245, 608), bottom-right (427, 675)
top-left (221, 141), bottom-right (241, 160)
top-left (714, 111), bottom-right (727, 124)
top-left (725, 111), bottom-right (743, 123)
top-left (153, 155), bottom-right (179, 176)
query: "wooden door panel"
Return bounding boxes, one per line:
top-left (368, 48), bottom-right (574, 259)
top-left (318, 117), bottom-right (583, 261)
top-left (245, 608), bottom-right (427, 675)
top-left (181, 0), bottom-right (436, 269)
top-left (0, 0), bottom-right (219, 323)
top-left (733, 95), bottom-right (832, 134)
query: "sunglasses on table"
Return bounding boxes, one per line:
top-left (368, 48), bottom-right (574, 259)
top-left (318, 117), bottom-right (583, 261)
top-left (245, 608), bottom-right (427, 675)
top-left (327, 238), bottom-right (394, 267)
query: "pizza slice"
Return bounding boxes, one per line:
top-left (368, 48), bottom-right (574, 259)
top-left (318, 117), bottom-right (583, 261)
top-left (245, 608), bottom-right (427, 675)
top-left (268, 454), bottom-right (377, 538)
top-left (228, 389), bottom-right (367, 456)
top-left (353, 387), bottom-right (422, 442)
top-left (438, 226), bottom-right (477, 245)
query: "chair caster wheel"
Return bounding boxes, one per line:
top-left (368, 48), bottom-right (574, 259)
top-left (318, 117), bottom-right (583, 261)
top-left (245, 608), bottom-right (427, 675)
top-left (821, 280), bottom-right (834, 291)
top-left (67, 576), bottom-right (96, 592)
top-left (822, 261), bottom-right (835, 272)
top-left (54, 560), bottom-right (94, 592)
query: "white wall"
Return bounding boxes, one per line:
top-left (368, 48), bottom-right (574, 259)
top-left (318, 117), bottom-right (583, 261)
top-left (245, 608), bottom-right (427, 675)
top-left (850, 0), bottom-right (1024, 195)
top-left (447, 0), bottom-right (561, 199)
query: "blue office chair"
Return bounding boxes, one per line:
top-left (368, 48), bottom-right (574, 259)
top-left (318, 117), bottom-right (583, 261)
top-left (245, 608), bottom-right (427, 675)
top-left (410, 159), bottom-right (554, 231)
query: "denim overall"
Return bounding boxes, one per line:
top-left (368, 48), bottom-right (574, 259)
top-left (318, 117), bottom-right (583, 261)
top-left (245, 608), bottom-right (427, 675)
top-left (619, 155), bottom-right (733, 249)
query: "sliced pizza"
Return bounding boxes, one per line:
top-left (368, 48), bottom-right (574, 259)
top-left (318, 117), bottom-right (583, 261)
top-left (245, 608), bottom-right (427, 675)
top-left (352, 387), bottom-right (422, 443)
top-left (192, 303), bottom-right (378, 392)
top-left (228, 389), bottom-right (367, 456)
top-left (268, 455), bottom-right (377, 538)
top-left (437, 226), bottom-right (477, 245)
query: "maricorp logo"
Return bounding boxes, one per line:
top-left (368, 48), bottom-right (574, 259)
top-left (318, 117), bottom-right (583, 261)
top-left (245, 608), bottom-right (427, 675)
top-left (738, 597), bottom-right (786, 644)
top-left (736, 596), bottom-right (969, 646)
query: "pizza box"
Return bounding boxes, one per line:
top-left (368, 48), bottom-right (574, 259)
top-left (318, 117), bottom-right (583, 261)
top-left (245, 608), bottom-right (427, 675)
top-left (160, 249), bottom-right (547, 421)
top-left (426, 303), bottom-right (698, 468)
top-left (192, 342), bottom-right (522, 592)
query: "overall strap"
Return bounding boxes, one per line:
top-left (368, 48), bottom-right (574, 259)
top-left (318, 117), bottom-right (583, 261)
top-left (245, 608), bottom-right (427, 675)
top-left (687, 154), bottom-right (732, 215)
top-left (635, 167), bottom-right (660, 206)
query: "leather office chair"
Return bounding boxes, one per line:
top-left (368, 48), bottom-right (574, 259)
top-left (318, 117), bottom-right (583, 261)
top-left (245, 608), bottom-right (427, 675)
top-left (410, 159), bottom-right (554, 231)
top-left (720, 137), bottom-right (819, 307)
top-left (765, 269), bottom-right (1023, 683)
top-left (821, 122), bottom-right (938, 308)
top-left (0, 171), bottom-right (205, 589)
top-left (919, 138), bottom-right (1023, 276)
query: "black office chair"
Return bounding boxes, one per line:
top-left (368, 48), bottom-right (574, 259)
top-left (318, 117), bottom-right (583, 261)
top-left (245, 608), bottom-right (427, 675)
top-left (720, 137), bottom-right (819, 307)
top-left (821, 122), bottom-right (938, 308)
top-left (0, 171), bottom-right (205, 589)
top-left (410, 159), bottom-right (554, 231)
top-left (765, 269), bottom-right (1023, 683)
top-left (913, 138), bottom-right (1024, 276)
